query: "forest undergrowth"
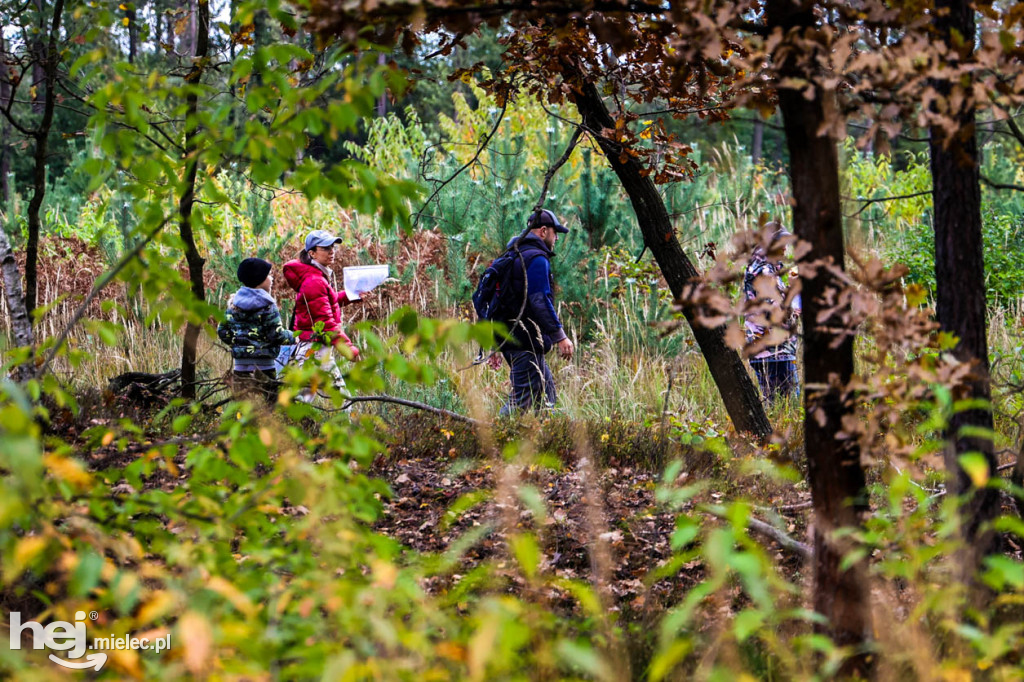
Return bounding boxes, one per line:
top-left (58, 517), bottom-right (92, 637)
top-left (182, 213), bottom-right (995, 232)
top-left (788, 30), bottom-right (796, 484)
top-left (5, 0), bottom-right (1024, 674)
top-left (7, 219), bottom-right (1023, 679)
top-left (4, 119), bottom-right (1024, 678)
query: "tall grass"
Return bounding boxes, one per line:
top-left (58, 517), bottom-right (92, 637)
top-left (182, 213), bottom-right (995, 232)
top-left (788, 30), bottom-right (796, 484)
top-left (5, 130), bottom-right (1024, 462)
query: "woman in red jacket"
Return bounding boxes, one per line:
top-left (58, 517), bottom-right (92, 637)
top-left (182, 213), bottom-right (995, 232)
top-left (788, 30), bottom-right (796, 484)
top-left (283, 229), bottom-right (360, 403)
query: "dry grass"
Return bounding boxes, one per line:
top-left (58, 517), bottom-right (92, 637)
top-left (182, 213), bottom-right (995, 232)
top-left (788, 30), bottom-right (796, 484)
top-left (10, 278), bottom-right (1023, 448)
top-left (3, 208), bottom-right (1022, 468)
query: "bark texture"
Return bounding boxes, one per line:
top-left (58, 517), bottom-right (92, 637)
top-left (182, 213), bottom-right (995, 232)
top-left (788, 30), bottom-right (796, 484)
top-left (0, 224), bottom-right (34, 354)
top-left (25, 0), bottom-right (65, 319)
top-left (0, 35), bottom-right (10, 203)
top-left (178, 0), bottom-right (209, 399)
top-left (751, 118), bottom-right (764, 166)
top-left (766, 0), bottom-right (873, 675)
top-left (31, 0), bottom-right (46, 115)
top-left (571, 78), bottom-right (772, 442)
top-left (928, 0), bottom-right (999, 575)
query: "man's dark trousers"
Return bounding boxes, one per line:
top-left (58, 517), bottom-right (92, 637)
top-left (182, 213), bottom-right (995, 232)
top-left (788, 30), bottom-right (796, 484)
top-left (749, 358), bottom-right (799, 405)
top-left (499, 350), bottom-right (555, 416)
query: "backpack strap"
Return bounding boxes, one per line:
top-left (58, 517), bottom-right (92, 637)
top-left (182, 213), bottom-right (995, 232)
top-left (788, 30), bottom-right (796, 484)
top-left (511, 244), bottom-right (546, 275)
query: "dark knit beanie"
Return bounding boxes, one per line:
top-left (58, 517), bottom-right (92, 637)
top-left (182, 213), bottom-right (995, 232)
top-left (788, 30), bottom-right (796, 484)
top-left (237, 258), bottom-right (272, 288)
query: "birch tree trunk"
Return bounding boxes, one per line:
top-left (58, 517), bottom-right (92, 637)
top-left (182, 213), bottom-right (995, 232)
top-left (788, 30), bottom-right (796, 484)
top-left (0, 225), bottom-right (35, 363)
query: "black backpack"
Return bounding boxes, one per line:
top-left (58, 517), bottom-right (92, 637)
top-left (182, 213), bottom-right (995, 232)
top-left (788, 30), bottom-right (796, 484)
top-left (472, 244), bottom-right (542, 322)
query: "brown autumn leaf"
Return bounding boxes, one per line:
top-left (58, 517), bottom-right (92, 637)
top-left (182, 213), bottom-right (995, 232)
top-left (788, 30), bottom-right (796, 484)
top-left (177, 611), bottom-right (213, 676)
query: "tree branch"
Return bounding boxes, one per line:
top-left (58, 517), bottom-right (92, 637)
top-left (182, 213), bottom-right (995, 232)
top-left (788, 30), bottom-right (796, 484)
top-left (334, 394), bottom-right (480, 425)
top-left (55, 79), bottom-right (184, 154)
top-left (995, 107), bottom-right (1024, 148)
top-left (533, 124), bottom-right (583, 213)
top-left (705, 506), bottom-right (811, 559)
top-left (732, 115), bottom-right (785, 131)
top-left (413, 95), bottom-right (508, 228)
top-left (980, 174), bottom-right (1024, 193)
top-left (420, 32), bottom-right (466, 60)
top-left (844, 189), bottom-right (932, 217)
top-left (747, 516), bottom-right (812, 559)
top-left (0, 60), bottom-right (33, 136)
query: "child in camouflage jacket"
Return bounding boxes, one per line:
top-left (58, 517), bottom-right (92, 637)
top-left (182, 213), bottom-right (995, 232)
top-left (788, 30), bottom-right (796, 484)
top-left (217, 258), bottom-right (294, 403)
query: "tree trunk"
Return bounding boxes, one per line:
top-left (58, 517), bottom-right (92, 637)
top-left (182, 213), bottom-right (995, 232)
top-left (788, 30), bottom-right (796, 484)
top-left (751, 117), bottom-right (764, 166)
top-left (779, 84), bottom-right (873, 678)
top-left (377, 52), bottom-right (388, 117)
top-left (178, 0), bottom-right (197, 57)
top-left (31, 0), bottom-right (45, 115)
top-left (154, 0), bottom-right (163, 54)
top-left (127, 3), bottom-right (138, 63)
top-left (928, 0), bottom-right (999, 578)
top-left (253, 7), bottom-right (270, 87)
top-left (1014, 447), bottom-right (1024, 519)
top-left (571, 78), bottom-right (772, 441)
top-left (178, 0), bottom-right (209, 399)
top-left (766, 0), bottom-right (873, 676)
top-left (25, 0), bottom-right (65, 320)
top-left (0, 230), bottom-right (33, 349)
top-left (0, 222), bottom-right (35, 371)
top-left (0, 34), bottom-right (11, 203)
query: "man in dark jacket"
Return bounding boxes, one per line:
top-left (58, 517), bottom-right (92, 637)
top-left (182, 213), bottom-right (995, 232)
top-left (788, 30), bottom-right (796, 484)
top-left (488, 208), bottom-right (575, 415)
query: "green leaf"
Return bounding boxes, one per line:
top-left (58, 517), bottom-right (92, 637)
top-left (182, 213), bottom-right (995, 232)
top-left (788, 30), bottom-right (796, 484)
top-left (733, 609), bottom-right (766, 643)
top-left (516, 484), bottom-right (546, 522)
top-left (553, 578), bottom-right (603, 617)
top-left (70, 551), bottom-right (104, 597)
top-left (670, 522), bottom-right (699, 551)
top-left (441, 490), bottom-right (491, 531)
top-left (395, 309), bottom-right (418, 335)
top-left (982, 555), bottom-right (1024, 590)
top-left (554, 639), bottom-right (606, 678)
top-left (648, 640), bottom-right (693, 682)
top-left (172, 414), bottom-right (193, 434)
top-left (958, 452), bottom-right (990, 487)
top-left (509, 533), bottom-right (541, 580)
top-left (936, 331), bottom-right (959, 350)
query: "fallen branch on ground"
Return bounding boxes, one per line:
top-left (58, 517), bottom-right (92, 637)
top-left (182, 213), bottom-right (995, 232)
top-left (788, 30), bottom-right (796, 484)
top-left (746, 517), bottom-right (812, 560)
top-left (757, 499), bottom-right (813, 513)
top-left (706, 506), bottom-right (811, 560)
top-left (336, 394), bottom-right (480, 425)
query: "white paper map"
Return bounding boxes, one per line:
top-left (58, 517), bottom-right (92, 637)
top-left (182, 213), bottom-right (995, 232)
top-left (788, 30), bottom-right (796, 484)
top-left (343, 265), bottom-right (390, 300)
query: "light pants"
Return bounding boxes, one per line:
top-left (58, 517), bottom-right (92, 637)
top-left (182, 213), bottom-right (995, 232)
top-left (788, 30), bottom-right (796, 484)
top-left (293, 340), bottom-right (347, 404)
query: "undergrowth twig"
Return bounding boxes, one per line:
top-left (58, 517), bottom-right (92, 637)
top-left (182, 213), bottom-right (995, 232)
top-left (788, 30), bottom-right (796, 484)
top-left (329, 393), bottom-right (480, 425)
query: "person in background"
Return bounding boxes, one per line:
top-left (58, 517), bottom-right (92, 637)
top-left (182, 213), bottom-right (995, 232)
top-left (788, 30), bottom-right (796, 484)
top-left (217, 257), bottom-right (294, 403)
top-left (488, 208), bottom-right (575, 415)
top-left (743, 221), bottom-right (801, 404)
top-left (283, 230), bottom-right (361, 403)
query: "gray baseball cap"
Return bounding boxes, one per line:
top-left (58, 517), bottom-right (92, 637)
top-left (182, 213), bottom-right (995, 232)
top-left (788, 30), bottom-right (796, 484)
top-left (304, 229), bottom-right (342, 251)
